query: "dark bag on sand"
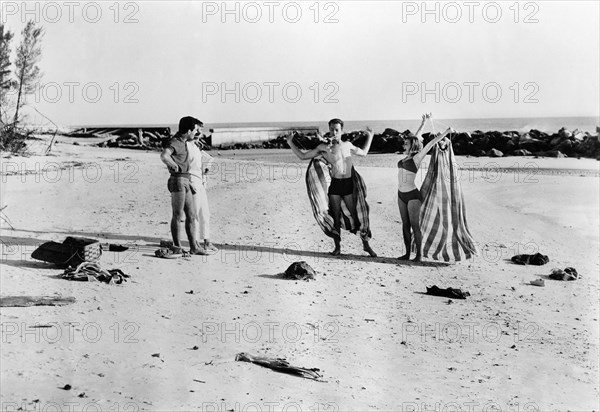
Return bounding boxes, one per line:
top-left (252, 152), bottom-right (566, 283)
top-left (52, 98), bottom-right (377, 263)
top-left (511, 253), bottom-right (549, 265)
top-left (32, 237), bottom-right (101, 268)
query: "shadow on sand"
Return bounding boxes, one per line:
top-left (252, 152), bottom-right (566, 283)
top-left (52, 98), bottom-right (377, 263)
top-left (2, 229), bottom-right (451, 268)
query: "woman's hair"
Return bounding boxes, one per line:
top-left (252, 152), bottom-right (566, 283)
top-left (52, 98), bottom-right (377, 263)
top-left (405, 134), bottom-right (423, 155)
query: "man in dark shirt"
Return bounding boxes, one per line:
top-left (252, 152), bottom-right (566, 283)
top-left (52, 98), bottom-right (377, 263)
top-left (160, 116), bottom-right (205, 255)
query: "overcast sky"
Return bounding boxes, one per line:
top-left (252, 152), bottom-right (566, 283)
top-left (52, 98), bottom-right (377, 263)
top-left (2, 1), bottom-right (599, 126)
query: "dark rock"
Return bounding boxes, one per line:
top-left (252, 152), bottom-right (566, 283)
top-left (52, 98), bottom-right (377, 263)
top-left (574, 135), bottom-right (600, 158)
top-left (485, 131), bottom-right (511, 152)
top-left (557, 140), bottom-right (574, 154)
top-left (549, 135), bottom-right (565, 147)
top-left (557, 127), bottom-right (572, 139)
top-left (383, 135), bottom-right (403, 153)
top-left (283, 261), bottom-right (316, 281)
top-left (572, 131), bottom-right (586, 142)
top-left (382, 128), bottom-right (400, 137)
top-left (487, 148), bottom-right (504, 157)
top-left (534, 150), bottom-right (567, 158)
top-left (351, 133), bottom-right (367, 148)
top-left (518, 135), bottom-right (549, 152)
top-left (529, 129), bottom-right (550, 141)
top-left (512, 149), bottom-right (532, 156)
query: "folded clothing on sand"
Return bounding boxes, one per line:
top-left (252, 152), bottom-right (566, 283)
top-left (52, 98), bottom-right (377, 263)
top-left (62, 262), bottom-right (129, 284)
top-left (549, 267), bottom-right (579, 281)
top-left (426, 285), bottom-right (470, 300)
top-left (511, 253), bottom-right (549, 265)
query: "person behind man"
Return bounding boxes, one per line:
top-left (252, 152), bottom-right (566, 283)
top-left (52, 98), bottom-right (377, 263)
top-left (159, 116), bottom-right (204, 255)
top-left (187, 124), bottom-right (218, 254)
top-left (287, 118), bottom-right (377, 257)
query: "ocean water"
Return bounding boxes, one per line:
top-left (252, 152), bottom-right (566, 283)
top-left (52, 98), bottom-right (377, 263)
top-left (81, 116), bottom-right (599, 135)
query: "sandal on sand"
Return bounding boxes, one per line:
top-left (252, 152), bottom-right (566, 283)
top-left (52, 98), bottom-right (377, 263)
top-left (189, 248), bottom-right (208, 256)
top-left (155, 248), bottom-right (183, 259)
top-left (530, 278), bottom-right (545, 287)
top-left (160, 240), bottom-right (174, 248)
top-left (203, 244), bottom-right (219, 255)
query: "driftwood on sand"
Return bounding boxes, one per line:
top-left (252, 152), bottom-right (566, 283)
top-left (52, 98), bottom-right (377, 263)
top-left (235, 352), bottom-right (324, 381)
top-left (0, 296), bottom-right (75, 307)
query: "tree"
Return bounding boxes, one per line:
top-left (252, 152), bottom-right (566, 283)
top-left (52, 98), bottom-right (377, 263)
top-left (0, 24), bottom-right (14, 124)
top-left (13, 20), bottom-right (44, 126)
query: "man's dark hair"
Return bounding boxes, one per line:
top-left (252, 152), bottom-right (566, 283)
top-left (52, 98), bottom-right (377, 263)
top-left (178, 116), bottom-right (203, 134)
top-left (328, 118), bottom-right (344, 129)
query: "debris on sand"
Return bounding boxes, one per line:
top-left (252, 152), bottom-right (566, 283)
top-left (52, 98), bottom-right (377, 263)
top-left (425, 286), bottom-right (470, 300)
top-left (0, 296), bottom-right (75, 307)
top-left (235, 352), bottom-right (324, 381)
top-left (511, 253), bottom-right (549, 265)
top-left (549, 267), bottom-right (580, 281)
top-left (282, 261), bottom-right (316, 281)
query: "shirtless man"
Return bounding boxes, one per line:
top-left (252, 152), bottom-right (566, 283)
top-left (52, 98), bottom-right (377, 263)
top-left (287, 118), bottom-right (377, 257)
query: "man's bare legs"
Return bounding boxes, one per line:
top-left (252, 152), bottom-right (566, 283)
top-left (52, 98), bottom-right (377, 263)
top-left (170, 189), bottom-right (201, 254)
top-left (342, 194), bottom-right (377, 257)
top-left (329, 193), bottom-right (377, 257)
top-left (328, 194), bottom-right (342, 255)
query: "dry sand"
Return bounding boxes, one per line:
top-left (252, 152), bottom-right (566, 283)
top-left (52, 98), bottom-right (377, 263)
top-left (1, 139), bottom-right (599, 411)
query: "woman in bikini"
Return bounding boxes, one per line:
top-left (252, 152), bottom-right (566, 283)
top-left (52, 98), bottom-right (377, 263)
top-left (398, 114), bottom-right (454, 261)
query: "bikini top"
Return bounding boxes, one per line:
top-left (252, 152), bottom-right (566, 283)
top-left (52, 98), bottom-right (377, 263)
top-left (398, 156), bottom-right (418, 173)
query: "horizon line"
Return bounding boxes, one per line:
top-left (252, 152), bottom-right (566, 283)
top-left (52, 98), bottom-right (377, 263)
top-left (70, 115), bottom-right (600, 128)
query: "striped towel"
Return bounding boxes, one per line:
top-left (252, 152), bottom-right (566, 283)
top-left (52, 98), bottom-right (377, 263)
top-left (419, 142), bottom-right (478, 261)
top-left (305, 157), bottom-right (372, 241)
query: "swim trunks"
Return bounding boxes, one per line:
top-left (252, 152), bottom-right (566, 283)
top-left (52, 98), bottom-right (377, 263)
top-left (168, 175), bottom-right (196, 194)
top-left (328, 177), bottom-right (354, 196)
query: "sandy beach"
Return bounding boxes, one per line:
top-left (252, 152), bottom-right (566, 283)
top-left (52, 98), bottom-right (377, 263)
top-left (1, 139), bottom-right (598, 411)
